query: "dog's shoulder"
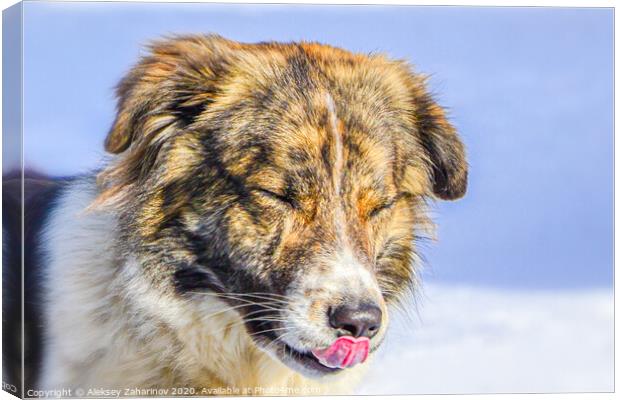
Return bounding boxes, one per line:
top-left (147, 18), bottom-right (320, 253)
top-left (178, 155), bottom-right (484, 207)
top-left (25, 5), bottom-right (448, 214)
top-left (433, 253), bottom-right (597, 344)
top-left (39, 172), bottom-right (119, 296)
top-left (36, 173), bottom-right (128, 389)
top-left (3, 172), bottom-right (82, 390)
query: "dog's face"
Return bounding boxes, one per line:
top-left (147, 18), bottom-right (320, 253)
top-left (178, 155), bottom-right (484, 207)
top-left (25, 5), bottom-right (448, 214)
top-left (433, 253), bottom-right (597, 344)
top-left (97, 36), bottom-right (467, 377)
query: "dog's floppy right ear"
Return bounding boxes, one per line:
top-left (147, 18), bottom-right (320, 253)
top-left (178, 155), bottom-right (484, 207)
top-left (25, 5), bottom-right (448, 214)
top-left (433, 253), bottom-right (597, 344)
top-left (414, 91), bottom-right (468, 200)
top-left (105, 35), bottom-right (235, 154)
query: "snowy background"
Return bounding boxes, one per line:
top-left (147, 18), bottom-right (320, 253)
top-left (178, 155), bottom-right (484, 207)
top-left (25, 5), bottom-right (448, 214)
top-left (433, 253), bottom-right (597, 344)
top-left (358, 284), bottom-right (613, 394)
top-left (13, 3), bottom-right (614, 394)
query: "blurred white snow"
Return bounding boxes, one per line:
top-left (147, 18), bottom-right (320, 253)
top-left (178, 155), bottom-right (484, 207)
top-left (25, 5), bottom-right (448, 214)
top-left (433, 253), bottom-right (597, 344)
top-left (358, 284), bottom-right (613, 394)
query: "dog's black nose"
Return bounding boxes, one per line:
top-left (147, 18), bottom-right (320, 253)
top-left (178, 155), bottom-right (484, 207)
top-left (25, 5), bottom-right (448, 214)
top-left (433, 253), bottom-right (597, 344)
top-left (328, 303), bottom-right (382, 338)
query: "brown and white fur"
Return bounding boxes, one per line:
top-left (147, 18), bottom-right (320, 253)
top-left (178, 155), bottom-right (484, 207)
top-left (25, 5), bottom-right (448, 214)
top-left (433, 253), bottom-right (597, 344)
top-left (9, 34), bottom-right (467, 395)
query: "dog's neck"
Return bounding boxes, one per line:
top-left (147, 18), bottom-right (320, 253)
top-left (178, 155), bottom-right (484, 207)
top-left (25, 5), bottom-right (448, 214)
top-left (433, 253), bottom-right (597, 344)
top-left (117, 257), bottom-right (366, 394)
top-left (39, 176), bottom-right (366, 393)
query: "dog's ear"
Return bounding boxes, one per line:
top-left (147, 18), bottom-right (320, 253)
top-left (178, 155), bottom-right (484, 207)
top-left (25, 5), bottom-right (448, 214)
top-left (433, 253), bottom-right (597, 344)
top-left (93, 35), bottom-right (235, 209)
top-left (411, 83), bottom-right (468, 201)
top-left (105, 35), bottom-right (234, 154)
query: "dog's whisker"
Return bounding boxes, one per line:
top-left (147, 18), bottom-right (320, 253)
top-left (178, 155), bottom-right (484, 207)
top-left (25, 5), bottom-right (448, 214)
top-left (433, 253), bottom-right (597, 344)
top-left (190, 293), bottom-right (285, 312)
top-left (190, 292), bottom-right (289, 309)
top-left (204, 310), bottom-right (285, 334)
top-left (207, 316), bottom-right (287, 337)
top-left (190, 291), bottom-right (292, 303)
top-left (217, 291), bottom-right (293, 300)
top-left (249, 327), bottom-right (291, 337)
top-left (220, 292), bottom-right (294, 301)
top-left (197, 302), bottom-right (284, 321)
top-left (211, 294), bottom-right (289, 303)
top-left (241, 308), bottom-right (284, 321)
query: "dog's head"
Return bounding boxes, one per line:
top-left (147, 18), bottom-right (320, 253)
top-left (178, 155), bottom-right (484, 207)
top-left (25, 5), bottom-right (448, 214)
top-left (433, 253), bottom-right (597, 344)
top-left (97, 35), bottom-right (467, 377)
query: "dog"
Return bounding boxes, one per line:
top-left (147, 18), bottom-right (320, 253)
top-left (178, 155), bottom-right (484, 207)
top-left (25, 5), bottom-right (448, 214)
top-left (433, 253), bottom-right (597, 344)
top-left (4, 34), bottom-right (467, 395)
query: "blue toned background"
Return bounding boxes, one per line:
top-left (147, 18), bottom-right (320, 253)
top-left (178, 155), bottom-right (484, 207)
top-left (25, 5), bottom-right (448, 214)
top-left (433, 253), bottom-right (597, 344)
top-left (20, 2), bottom-right (613, 393)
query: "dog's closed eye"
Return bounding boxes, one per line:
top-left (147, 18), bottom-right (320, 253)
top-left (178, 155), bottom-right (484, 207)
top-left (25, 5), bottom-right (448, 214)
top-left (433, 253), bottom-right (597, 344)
top-left (254, 188), bottom-right (298, 209)
top-left (368, 201), bottom-right (395, 219)
top-left (367, 193), bottom-right (411, 219)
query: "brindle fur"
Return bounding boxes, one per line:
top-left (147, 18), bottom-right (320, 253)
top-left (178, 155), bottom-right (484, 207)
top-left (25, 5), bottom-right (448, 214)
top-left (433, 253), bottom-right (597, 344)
top-left (98, 34), bottom-right (465, 299)
top-left (39, 34), bottom-right (466, 393)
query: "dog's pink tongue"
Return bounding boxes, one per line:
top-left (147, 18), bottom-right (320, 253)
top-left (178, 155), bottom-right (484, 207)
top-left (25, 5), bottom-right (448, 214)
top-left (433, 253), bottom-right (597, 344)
top-left (311, 336), bottom-right (370, 369)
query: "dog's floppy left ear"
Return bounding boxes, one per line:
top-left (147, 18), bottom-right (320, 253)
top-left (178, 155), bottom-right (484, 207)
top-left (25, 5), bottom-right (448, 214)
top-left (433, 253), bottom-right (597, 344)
top-left (413, 90), bottom-right (468, 200)
top-left (104, 35), bottom-right (234, 155)
top-left (94, 35), bottom-right (235, 208)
